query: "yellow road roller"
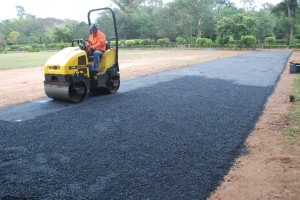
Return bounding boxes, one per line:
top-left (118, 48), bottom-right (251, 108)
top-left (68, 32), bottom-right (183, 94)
top-left (44, 7), bottom-right (120, 102)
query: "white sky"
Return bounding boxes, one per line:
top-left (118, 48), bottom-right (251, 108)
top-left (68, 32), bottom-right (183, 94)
top-left (0, 0), bottom-right (283, 22)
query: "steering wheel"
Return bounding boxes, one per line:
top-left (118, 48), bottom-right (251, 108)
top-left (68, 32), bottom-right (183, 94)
top-left (72, 39), bottom-right (92, 52)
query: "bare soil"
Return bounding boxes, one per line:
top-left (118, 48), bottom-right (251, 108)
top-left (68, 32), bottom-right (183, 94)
top-left (0, 49), bottom-right (299, 199)
top-left (209, 50), bottom-right (300, 200)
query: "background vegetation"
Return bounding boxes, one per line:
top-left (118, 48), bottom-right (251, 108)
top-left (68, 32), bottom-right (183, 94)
top-left (1, 0), bottom-right (300, 51)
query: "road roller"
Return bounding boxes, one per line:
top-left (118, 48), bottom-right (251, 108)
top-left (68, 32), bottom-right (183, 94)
top-left (44, 7), bottom-right (120, 103)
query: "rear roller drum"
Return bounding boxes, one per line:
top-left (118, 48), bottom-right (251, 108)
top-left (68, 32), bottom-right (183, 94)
top-left (106, 78), bottom-right (120, 94)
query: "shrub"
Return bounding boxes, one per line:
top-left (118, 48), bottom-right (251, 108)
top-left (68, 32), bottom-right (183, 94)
top-left (47, 43), bottom-right (56, 49)
top-left (241, 35), bottom-right (256, 48)
top-left (291, 37), bottom-right (299, 45)
top-left (196, 38), bottom-right (212, 47)
top-left (18, 46), bottom-right (26, 51)
top-left (110, 41), bottom-right (117, 46)
top-left (265, 37), bottom-right (276, 44)
top-left (31, 43), bottom-right (40, 49)
top-left (157, 38), bottom-right (170, 46)
top-left (8, 45), bottom-right (20, 51)
top-left (125, 40), bottom-right (135, 47)
top-left (205, 38), bottom-right (212, 46)
top-left (275, 39), bottom-right (288, 45)
top-left (59, 43), bottom-right (65, 49)
top-left (228, 36), bottom-right (234, 44)
top-left (139, 39), bottom-right (150, 46)
top-left (28, 48), bottom-right (40, 52)
top-left (134, 39), bottom-right (140, 44)
top-left (146, 38), bottom-right (153, 44)
top-left (119, 40), bottom-right (126, 45)
top-left (25, 46), bottom-right (33, 51)
top-left (176, 37), bottom-right (187, 45)
top-left (216, 36), bottom-right (230, 45)
top-left (294, 35), bottom-right (300, 40)
top-left (196, 38), bottom-right (206, 46)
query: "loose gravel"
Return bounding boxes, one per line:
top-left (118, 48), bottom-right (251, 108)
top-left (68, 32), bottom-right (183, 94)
top-left (0, 50), bottom-right (291, 199)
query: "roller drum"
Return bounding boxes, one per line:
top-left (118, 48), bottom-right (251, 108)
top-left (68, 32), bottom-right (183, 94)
top-left (44, 82), bottom-right (87, 103)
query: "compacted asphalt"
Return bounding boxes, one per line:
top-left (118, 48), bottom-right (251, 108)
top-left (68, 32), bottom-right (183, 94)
top-left (0, 50), bottom-right (292, 199)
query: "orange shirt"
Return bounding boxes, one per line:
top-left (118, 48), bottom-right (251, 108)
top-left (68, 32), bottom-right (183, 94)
top-left (88, 30), bottom-right (106, 51)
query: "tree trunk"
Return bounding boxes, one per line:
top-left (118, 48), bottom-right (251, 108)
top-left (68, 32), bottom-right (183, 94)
top-left (285, 0), bottom-right (294, 45)
top-left (197, 17), bottom-right (202, 38)
top-left (0, 34), bottom-right (5, 47)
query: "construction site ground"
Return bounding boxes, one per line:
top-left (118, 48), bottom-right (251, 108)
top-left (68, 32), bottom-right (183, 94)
top-left (0, 49), bottom-right (299, 199)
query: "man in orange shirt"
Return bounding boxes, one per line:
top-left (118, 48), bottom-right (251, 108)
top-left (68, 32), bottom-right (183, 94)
top-left (87, 23), bottom-right (106, 72)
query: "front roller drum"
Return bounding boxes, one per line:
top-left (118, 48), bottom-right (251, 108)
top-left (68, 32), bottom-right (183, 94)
top-left (44, 82), bottom-right (87, 103)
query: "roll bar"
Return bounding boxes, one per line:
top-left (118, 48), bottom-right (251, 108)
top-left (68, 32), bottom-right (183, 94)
top-left (87, 7), bottom-right (118, 69)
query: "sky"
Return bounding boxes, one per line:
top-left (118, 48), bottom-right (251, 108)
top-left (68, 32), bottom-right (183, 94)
top-left (0, 0), bottom-right (283, 22)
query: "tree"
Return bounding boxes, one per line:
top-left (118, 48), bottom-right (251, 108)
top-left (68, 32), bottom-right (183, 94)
top-left (16, 6), bottom-right (26, 19)
top-left (67, 22), bottom-right (89, 40)
top-left (240, 0), bottom-right (255, 12)
top-left (7, 31), bottom-right (20, 44)
top-left (169, 0), bottom-right (215, 41)
top-left (272, 0), bottom-right (299, 44)
top-left (217, 13), bottom-right (257, 40)
top-left (0, 33), bottom-right (6, 47)
top-left (95, 10), bottom-right (116, 38)
top-left (255, 10), bottom-right (276, 42)
top-left (112, 0), bottom-right (144, 14)
top-left (136, 12), bottom-right (155, 38)
top-left (214, 0), bottom-right (235, 12)
top-left (53, 27), bottom-right (71, 43)
top-left (153, 7), bottom-right (176, 40)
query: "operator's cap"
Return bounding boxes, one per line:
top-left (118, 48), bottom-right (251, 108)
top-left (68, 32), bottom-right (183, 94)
top-left (89, 23), bottom-right (98, 30)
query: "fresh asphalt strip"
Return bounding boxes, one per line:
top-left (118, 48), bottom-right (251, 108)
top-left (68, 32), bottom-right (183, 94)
top-left (0, 50), bottom-right (292, 199)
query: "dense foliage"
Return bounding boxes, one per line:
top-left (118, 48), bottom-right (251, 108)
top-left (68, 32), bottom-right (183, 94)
top-left (1, 0), bottom-right (300, 50)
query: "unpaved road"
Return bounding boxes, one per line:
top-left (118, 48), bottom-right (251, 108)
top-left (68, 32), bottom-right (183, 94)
top-left (0, 49), bottom-right (248, 108)
top-left (0, 49), bottom-right (299, 199)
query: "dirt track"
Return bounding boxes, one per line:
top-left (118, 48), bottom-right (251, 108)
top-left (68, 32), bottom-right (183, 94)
top-left (0, 49), bottom-right (248, 108)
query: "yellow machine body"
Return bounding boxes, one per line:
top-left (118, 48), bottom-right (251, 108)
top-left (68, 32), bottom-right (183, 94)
top-left (44, 47), bottom-right (89, 76)
top-left (44, 46), bottom-right (120, 103)
top-left (44, 47), bottom-right (117, 76)
top-left (44, 7), bottom-right (120, 103)
top-left (99, 48), bottom-right (117, 73)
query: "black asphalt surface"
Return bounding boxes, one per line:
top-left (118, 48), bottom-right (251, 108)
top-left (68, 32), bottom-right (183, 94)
top-left (0, 50), bottom-right (292, 199)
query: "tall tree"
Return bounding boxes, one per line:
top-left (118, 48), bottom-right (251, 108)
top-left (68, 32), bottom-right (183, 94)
top-left (16, 6), bottom-right (26, 19)
top-left (255, 9), bottom-right (276, 42)
top-left (272, 0), bottom-right (299, 44)
top-left (240, 0), bottom-right (255, 12)
top-left (217, 13), bottom-right (257, 40)
top-left (153, 7), bottom-right (177, 39)
top-left (169, 0), bottom-right (215, 39)
top-left (112, 0), bottom-right (144, 14)
top-left (136, 12), bottom-right (156, 39)
top-left (53, 27), bottom-right (71, 43)
top-left (67, 22), bottom-right (89, 40)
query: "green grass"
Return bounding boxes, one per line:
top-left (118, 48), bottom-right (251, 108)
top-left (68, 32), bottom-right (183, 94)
top-left (0, 49), bottom-right (177, 70)
top-left (0, 51), bottom-right (57, 70)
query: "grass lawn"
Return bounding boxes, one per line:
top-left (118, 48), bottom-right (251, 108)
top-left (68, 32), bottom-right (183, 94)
top-left (0, 51), bottom-right (57, 70)
top-left (0, 49), bottom-right (176, 70)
